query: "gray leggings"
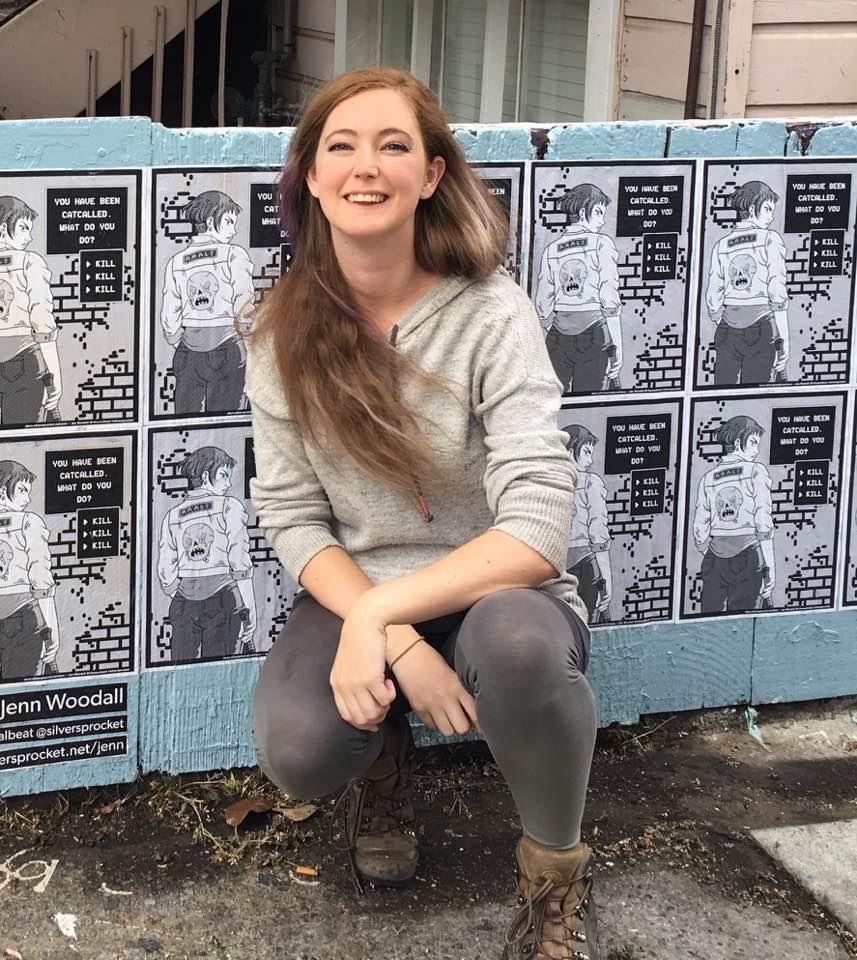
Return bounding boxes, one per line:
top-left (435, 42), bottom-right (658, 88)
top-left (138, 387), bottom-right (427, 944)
top-left (252, 588), bottom-right (597, 848)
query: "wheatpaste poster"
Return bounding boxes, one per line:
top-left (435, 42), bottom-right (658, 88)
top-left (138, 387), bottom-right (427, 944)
top-left (0, 170), bottom-right (141, 427)
top-left (472, 162), bottom-right (524, 282)
top-left (146, 422), bottom-right (298, 667)
top-left (529, 160), bottom-right (695, 396)
top-left (557, 399), bottom-right (682, 626)
top-left (681, 393), bottom-right (845, 619)
top-left (695, 160), bottom-right (857, 389)
top-left (0, 430), bottom-right (137, 684)
top-left (150, 167), bottom-right (288, 420)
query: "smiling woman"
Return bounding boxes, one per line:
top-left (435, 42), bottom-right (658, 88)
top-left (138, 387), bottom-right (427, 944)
top-left (244, 67), bottom-right (601, 960)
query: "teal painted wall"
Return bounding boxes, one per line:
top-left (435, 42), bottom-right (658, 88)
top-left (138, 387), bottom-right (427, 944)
top-left (1, 115), bottom-right (856, 789)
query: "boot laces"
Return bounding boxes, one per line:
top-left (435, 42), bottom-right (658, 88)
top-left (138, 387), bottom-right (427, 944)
top-left (331, 775), bottom-right (411, 895)
top-left (502, 870), bottom-right (593, 959)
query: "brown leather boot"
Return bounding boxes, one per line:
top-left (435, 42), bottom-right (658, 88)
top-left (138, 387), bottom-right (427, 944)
top-left (502, 836), bottom-right (600, 959)
top-left (336, 713), bottom-right (418, 893)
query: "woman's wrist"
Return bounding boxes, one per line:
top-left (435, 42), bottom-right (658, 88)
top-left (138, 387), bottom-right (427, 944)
top-left (385, 623), bottom-right (422, 665)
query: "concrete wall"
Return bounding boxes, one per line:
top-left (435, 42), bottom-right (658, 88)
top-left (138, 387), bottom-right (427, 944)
top-left (1, 115), bottom-right (857, 799)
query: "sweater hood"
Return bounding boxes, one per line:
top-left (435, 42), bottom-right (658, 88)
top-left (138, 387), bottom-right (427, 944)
top-left (389, 274), bottom-right (480, 342)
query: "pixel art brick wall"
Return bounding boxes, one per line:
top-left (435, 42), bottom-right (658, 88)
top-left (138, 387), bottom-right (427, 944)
top-left (50, 516), bottom-right (133, 672)
top-left (623, 557), bottom-right (672, 621)
top-left (785, 547), bottom-right (835, 608)
top-left (605, 475), bottom-right (676, 622)
top-left (51, 258), bottom-right (137, 420)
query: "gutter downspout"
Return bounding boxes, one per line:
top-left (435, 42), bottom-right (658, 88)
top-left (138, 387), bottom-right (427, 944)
top-left (684, 0), bottom-right (707, 119)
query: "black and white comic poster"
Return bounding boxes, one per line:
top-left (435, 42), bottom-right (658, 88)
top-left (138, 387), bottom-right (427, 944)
top-left (557, 399), bottom-right (682, 626)
top-left (0, 431), bottom-right (136, 683)
top-left (0, 171), bottom-right (141, 427)
top-left (471, 163), bottom-right (524, 282)
top-left (695, 160), bottom-right (857, 389)
top-left (150, 167), bottom-right (288, 420)
top-left (146, 423), bottom-right (298, 667)
top-left (841, 415), bottom-right (857, 606)
top-left (529, 160), bottom-right (695, 396)
top-left (681, 393), bottom-right (845, 619)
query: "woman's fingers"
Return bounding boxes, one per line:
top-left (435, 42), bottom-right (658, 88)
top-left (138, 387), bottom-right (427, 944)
top-left (459, 692), bottom-right (481, 735)
top-left (445, 700), bottom-right (473, 737)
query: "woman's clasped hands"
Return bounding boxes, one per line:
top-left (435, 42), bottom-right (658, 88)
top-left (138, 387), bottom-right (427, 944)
top-left (329, 595), bottom-right (479, 738)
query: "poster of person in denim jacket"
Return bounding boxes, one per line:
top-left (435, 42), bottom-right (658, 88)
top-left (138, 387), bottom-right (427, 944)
top-left (529, 160), bottom-right (695, 396)
top-left (696, 160), bottom-right (857, 389)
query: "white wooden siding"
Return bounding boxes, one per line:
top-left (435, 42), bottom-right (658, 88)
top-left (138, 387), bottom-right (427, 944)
top-left (519, 0), bottom-right (588, 123)
top-left (619, 0), bottom-right (716, 121)
top-left (440, 0), bottom-right (486, 122)
top-left (619, 0), bottom-right (857, 120)
top-left (281, 0), bottom-right (335, 108)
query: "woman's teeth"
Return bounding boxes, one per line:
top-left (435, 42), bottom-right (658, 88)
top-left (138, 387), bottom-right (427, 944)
top-left (347, 193), bottom-right (387, 203)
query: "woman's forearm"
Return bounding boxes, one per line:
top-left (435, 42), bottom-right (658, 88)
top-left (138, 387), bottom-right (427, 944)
top-left (299, 545), bottom-right (422, 661)
top-left (356, 529), bottom-right (556, 628)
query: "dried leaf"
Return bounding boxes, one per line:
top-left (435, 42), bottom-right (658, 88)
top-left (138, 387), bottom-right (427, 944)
top-left (281, 803), bottom-right (319, 823)
top-left (5, 947), bottom-right (23, 960)
top-left (295, 865), bottom-right (319, 878)
top-left (224, 796), bottom-right (274, 828)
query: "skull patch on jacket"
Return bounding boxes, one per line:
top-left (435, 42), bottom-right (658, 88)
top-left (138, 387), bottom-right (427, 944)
top-left (0, 539), bottom-right (12, 580)
top-left (187, 271), bottom-right (218, 312)
top-left (715, 485), bottom-right (743, 523)
top-left (182, 522), bottom-right (214, 562)
top-left (0, 280), bottom-right (14, 322)
top-left (560, 259), bottom-right (587, 297)
top-left (728, 254), bottom-right (757, 291)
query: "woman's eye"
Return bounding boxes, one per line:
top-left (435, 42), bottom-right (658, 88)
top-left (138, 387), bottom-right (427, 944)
top-left (383, 141), bottom-right (410, 152)
top-left (327, 142), bottom-right (352, 152)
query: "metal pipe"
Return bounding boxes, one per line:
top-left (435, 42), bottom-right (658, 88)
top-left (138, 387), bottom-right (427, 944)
top-left (86, 49), bottom-right (98, 117)
top-left (183, 0), bottom-right (196, 127)
top-left (684, 0), bottom-right (706, 119)
top-left (218, 0), bottom-right (229, 125)
top-left (121, 26), bottom-right (133, 116)
top-left (709, 0), bottom-right (726, 118)
top-left (152, 5), bottom-right (166, 123)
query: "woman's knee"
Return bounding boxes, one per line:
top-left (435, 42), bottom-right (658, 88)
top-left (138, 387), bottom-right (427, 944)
top-left (458, 589), bottom-right (583, 680)
top-left (253, 703), bottom-right (376, 799)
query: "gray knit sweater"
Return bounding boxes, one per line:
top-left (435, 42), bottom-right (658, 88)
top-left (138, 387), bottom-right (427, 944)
top-left (245, 271), bottom-right (587, 621)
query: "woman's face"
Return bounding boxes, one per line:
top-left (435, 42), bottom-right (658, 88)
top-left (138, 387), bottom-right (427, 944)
top-left (305, 88), bottom-right (445, 247)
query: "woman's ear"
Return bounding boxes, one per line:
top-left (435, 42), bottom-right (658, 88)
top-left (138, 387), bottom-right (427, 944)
top-left (306, 165), bottom-right (320, 199)
top-left (420, 156), bottom-right (446, 199)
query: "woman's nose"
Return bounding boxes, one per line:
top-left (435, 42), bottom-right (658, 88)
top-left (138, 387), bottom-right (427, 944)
top-left (352, 147), bottom-right (380, 178)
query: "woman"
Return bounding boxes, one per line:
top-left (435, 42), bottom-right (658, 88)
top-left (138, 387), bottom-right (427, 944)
top-left (246, 67), bottom-right (600, 960)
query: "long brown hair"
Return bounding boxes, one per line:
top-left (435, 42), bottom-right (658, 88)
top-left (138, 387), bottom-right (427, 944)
top-left (250, 67), bottom-right (508, 491)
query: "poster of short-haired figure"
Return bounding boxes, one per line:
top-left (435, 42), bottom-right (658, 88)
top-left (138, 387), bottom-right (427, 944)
top-left (0, 431), bottom-right (136, 684)
top-left (150, 167), bottom-right (289, 420)
top-left (0, 171), bottom-right (141, 427)
top-left (557, 399), bottom-right (682, 626)
top-left (695, 160), bottom-right (857, 390)
top-left (471, 163), bottom-right (524, 282)
top-left (680, 393), bottom-right (845, 620)
top-left (528, 160), bottom-right (695, 396)
top-left (841, 418), bottom-right (857, 607)
top-left (146, 423), bottom-right (298, 667)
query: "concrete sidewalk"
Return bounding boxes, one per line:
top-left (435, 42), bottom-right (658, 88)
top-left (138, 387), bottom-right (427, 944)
top-left (1, 697), bottom-right (856, 959)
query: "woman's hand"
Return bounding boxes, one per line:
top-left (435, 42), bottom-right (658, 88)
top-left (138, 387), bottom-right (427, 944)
top-left (392, 641), bottom-right (478, 737)
top-left (330, 606), bottom-right (396, 732)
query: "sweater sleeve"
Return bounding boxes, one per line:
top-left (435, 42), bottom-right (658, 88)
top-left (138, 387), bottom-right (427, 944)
top-left (245, 340), bottom-right (341, 582)
top-left (473, 295), bottom-right (576, 575)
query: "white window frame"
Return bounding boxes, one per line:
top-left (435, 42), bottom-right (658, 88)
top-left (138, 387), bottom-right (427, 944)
top-left (336, 0), bottom-right (622, 122)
